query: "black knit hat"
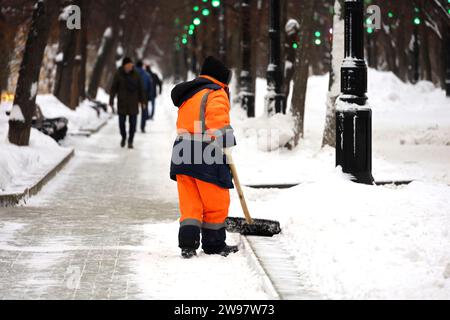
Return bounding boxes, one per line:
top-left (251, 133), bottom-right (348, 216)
top-left (201, 56), bottom-right (232, 85)
top-left (122, 57), bottom-right (133, 66)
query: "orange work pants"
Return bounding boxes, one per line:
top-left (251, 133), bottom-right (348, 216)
top-left (177, 175), bottom-right (230, 229)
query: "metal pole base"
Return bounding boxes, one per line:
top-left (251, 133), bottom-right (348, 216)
top-left (241, 93), bottom-right (255, 118)
top-left (265, 93), bottom-right (286, 115)
top-left (336, 109), bottom-right (374, 185)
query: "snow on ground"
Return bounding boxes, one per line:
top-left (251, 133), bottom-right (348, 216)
top-left (228, 69), bottom-right (450, 299)
top-left (0, 104), bottom-right (71, 194)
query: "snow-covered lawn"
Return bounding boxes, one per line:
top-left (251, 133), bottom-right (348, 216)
top-left (0, 92), bottom-right (108, 195)
top-left (228, 69), bottom-right (450, 299)
top-left (0, 105), bottom-right (71, 194)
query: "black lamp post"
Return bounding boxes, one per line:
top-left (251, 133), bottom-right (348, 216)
top-left (336, 0), bottom-right (374, 185)
top-left (446, 25), bottom-right (450, 97)
top-left (240, 0), bottom-right (255, 117)
top-left (265, 0), bottom-right (286, 115)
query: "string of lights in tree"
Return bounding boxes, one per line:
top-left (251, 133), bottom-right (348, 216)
top-left (177, 0), bottom-right (221, 47)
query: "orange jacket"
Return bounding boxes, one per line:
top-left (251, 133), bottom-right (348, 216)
top-left (170, 75), bottom-right (236, 189)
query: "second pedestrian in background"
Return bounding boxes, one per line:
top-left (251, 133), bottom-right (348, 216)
top-left (136, 61), bottom-right (153, 133)
top-left (146, 65), bottom-right (163, 121)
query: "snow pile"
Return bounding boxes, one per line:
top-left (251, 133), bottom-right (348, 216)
top-left (231, 169), bottom-right (450, 299)
top-left (0, 105), bottom-right (71, 193)
top-left (232, 107), bottom-right (295, 152)
top-left (36, 95), bottom-right (109, 133)
top-left (367, 72), bottom-right (450, 146)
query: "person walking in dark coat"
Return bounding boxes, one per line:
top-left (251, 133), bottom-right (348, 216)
top-left (110, 57), bottom-right (146, 149)
top-left (145, 65), bottom-right (162, 121)
top-left (136, 61), bottom-right (153, 133)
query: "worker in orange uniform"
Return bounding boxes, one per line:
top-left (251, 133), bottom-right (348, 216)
top-left (170, 56), bottom-right (239, 259)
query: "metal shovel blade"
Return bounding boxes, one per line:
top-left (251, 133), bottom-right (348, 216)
top-left (225, 217), bottom-right (281, 237)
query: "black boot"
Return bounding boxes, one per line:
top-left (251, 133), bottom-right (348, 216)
top-left (181, 248), bottom-right (197, 259)
top-left (120, 139), bottom-right (126, 148)
top-left (202, 227), bottom-right (231, 255)
top-left (218, 245), bottom-right (239, 257)
top-left (179, 224), bottom-right (201, 259)
top-left (128, 141), bottom-right (134, 149)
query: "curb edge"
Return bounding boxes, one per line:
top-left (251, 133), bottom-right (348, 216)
top-left (0, 148), bottom-right (75, 207)
top-left (239, 235), bottom-right (282, 300)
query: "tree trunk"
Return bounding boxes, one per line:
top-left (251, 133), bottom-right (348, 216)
top-left (88, 27), bottom-right (117, 99)
top-left (396, 23), bottom-right (409, 82)
top-left (54, 0), bottom-right (86, 109)
top-left (420, 25), bottom-right (433, 82)
top-left (250, 0), bottom-right (263, 98)
top-left (87, 0), bottom-right (120, 99)
top-left (290, 0), bottom-right (314, 145)
top-left (322, 0), bottom-right (345, 148)
top-left (8, 0), bottom-right (58, 146)
top-left (239, 0), bottom-right (255, 117)
top-left (78, 0), bottom-right (88, 100)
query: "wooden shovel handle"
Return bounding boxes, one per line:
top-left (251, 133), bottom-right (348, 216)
top-left (223, 148), bottom-right (254, 225)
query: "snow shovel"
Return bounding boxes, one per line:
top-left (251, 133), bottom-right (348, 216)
top-left (224, 148), bottom-right (281, 237)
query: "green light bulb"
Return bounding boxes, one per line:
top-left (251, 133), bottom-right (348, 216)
top-left (212, 0), bottom-right (221, 7)
top-left (202, 9), bottom-right (210, 16)
top-left (193, 17), bottom-right (201, 26)
top-left (413, 17), bottom-right (421, 25)
top-left (314, 31), bottom-right (321, 37)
